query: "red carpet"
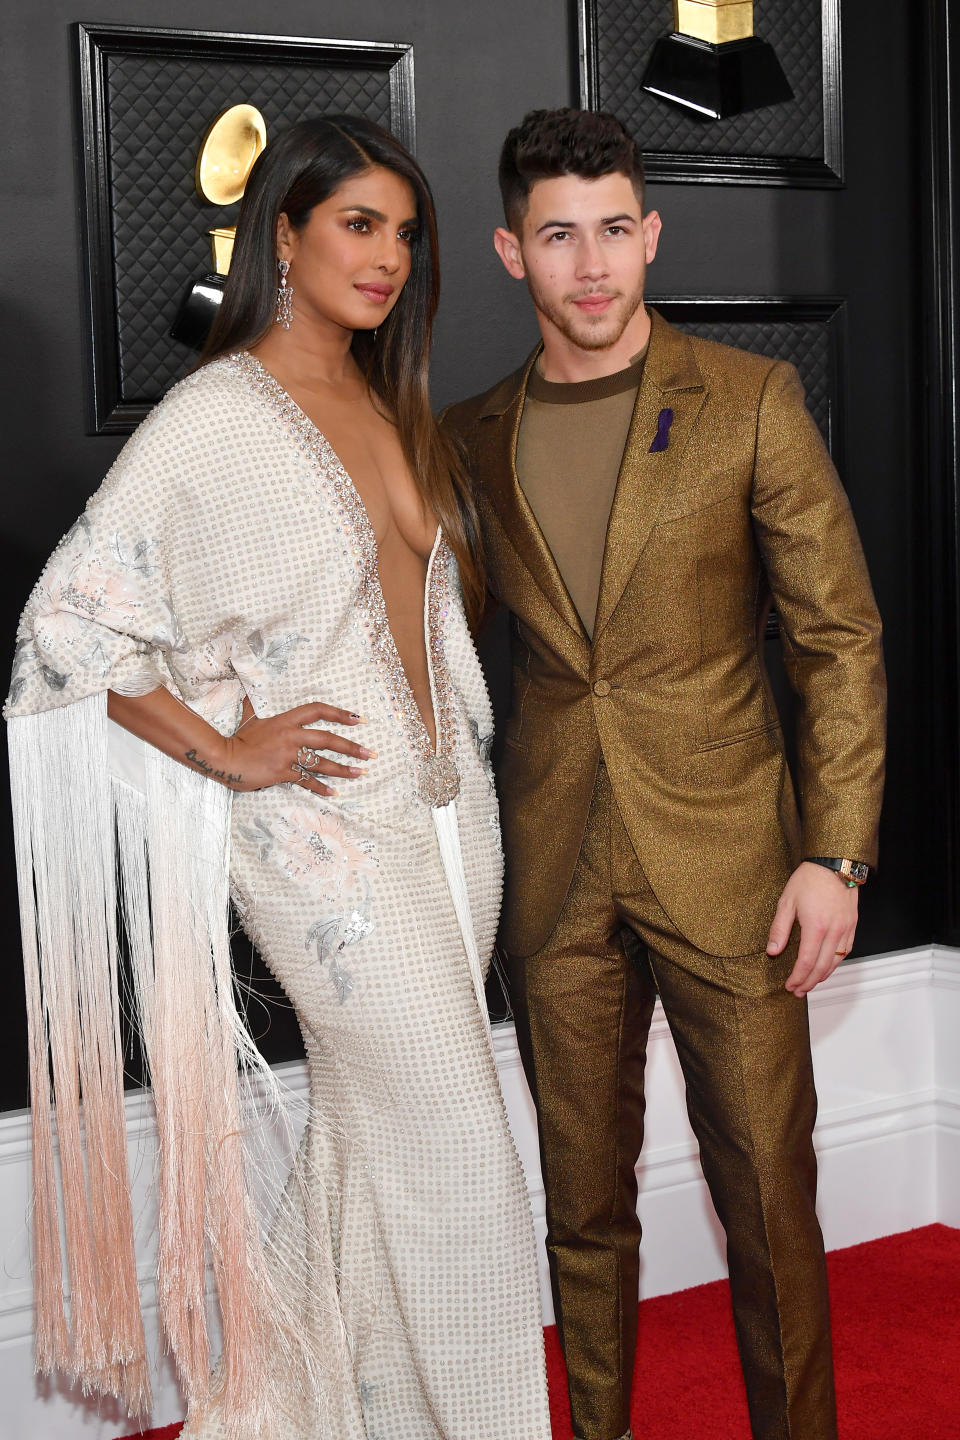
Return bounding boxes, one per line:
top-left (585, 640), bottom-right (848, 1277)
top-left (116, 1224), bottom-right (960, 1439)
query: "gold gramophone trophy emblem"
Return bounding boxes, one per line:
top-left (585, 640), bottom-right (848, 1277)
top-left (641, 1), bottom-right (793, 119)
top-left (170, 104), bottom-right (267, 349)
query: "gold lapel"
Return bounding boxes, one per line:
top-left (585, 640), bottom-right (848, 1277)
top-left (593, 310), bottom-right (707, 639)
top-left (477, 347), bottom-right (587, 640)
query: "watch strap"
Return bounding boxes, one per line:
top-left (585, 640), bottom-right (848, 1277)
top-left (805, 856), bottom-right (869, 886)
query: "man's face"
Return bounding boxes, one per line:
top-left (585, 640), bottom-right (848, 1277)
top-left (494, 171), bottom-right (661, 353)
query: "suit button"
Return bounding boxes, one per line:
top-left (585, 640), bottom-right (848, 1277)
top-left (592, 678), bottom-right (612, 697)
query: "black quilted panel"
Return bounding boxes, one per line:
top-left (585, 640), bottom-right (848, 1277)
top-left (104, 53), bottom-right (396, 406)
top-left (592, 0), bottom-right (824, 161)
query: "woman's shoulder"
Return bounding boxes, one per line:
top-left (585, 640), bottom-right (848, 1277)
top-left (113, 354), bottom-right (273, 467)
top-left (90, 354), bottom-right (267, 510)
top-left (151, 352), bottom-right (258, 426)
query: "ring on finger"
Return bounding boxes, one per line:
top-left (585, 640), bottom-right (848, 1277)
top-left (297, 745), bottom-right (322, 769)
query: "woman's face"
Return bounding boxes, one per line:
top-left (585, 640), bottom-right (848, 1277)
top-left (277, 165), bottom-right (418, 334)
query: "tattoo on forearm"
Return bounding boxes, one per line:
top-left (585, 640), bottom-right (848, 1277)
top-left (184, 747), bottom-right (243, 787)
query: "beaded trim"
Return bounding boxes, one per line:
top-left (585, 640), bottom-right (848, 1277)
top-left (226, 352), bottom-right (459, 805)
top-left (419, 539), bottom-right (460, 805)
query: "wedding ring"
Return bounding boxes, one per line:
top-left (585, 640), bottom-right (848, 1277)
top-left (835, 950), bottom-right (847, 957)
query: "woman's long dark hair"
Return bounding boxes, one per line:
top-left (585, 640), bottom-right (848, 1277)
top-left (201, 114), bottom-right (484, 628)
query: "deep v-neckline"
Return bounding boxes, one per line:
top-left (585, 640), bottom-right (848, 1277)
top-left (231, 351), bottom-right (460, 805)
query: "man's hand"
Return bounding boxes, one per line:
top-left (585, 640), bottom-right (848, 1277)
top-left (766, 861), bottom-right (860, 997)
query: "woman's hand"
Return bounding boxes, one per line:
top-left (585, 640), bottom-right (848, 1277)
top-left (222, 699), bottom-right (374, 797)
top-left (107, 688), bottom-right (374, 800)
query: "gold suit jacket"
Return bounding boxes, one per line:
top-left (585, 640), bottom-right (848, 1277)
top-left (441, 311), bottom-right (886, 959)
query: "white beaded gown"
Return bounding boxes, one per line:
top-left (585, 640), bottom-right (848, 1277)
top-left (5, 353), bottom-right (551, 1440)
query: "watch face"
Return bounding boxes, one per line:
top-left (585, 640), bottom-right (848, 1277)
top-left (843, 860), bottom-right (869, 883)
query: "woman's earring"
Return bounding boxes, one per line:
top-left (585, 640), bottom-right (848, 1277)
top-left (275, 259), bottom-right (293, 328)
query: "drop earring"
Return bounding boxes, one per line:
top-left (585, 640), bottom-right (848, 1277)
top-left (275, 258), bottom-right (293, 328)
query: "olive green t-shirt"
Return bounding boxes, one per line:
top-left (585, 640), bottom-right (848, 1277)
top-left (516, 349), bottom-right (646, 638)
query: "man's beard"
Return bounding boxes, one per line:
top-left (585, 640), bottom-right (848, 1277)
top-left (528, 273), bottom-right (647, 352)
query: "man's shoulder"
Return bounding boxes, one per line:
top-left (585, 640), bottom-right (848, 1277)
top-left (651, 312), bottom-right (785, 392)
top-left (439, 356), bottom-right (533, 439)
top-left (691, 331), bottom-right (781, 378)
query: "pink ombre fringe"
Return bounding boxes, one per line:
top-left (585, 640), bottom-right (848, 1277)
top-left (9, 694), bottom-right (341, 1437)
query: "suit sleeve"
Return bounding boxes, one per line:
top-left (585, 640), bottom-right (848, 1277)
top-left (750, 361), bottom-right (886, 866)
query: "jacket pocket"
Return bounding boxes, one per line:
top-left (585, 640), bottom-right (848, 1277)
top-left (695, 719), bottom-right (782, 753)
top-left (656, 470), bottom-right (741, 525)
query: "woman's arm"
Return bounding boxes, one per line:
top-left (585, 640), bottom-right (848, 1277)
top-left (107, 688), bottom-right (373, 798)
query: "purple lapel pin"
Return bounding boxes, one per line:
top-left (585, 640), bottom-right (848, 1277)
top-left (649, 407), bottom-right (674, 453)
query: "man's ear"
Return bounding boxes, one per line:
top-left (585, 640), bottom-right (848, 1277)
top-left (642, 209), bottom-right (662, 265)
top-left (493, 226), bottom-right (526, 280)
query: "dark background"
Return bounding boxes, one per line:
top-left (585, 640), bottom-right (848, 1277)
top-left (1, 1), bottom-right (957, 1111)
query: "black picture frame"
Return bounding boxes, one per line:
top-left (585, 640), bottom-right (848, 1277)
top-left (650, 295), bottom-right (847, 637)
top-left (75, 23), bottom-right (416, 435)
top-left (578, 0), bottom-right (843, 187)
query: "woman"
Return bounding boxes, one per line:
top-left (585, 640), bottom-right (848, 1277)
top-left (6, 115), bottom-right (551, 1440)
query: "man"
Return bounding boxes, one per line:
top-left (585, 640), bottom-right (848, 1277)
top-left (441, 109), bottom-right (885, 1440)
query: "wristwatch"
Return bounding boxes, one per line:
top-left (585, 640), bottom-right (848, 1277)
top-left (805, 856), bottom-right (870, 887)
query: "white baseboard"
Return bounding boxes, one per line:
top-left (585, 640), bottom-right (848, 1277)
top-left (933, 949), bottom-right (960, 1226)
top-left (1, 945), bottom-right (957, 1438)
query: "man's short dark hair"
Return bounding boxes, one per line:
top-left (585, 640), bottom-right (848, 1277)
top-left (498, 108), bottom-right (645, 232)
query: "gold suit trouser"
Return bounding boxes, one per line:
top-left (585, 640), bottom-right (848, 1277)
top-left (507, 766), bottom-right (837, 1440)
